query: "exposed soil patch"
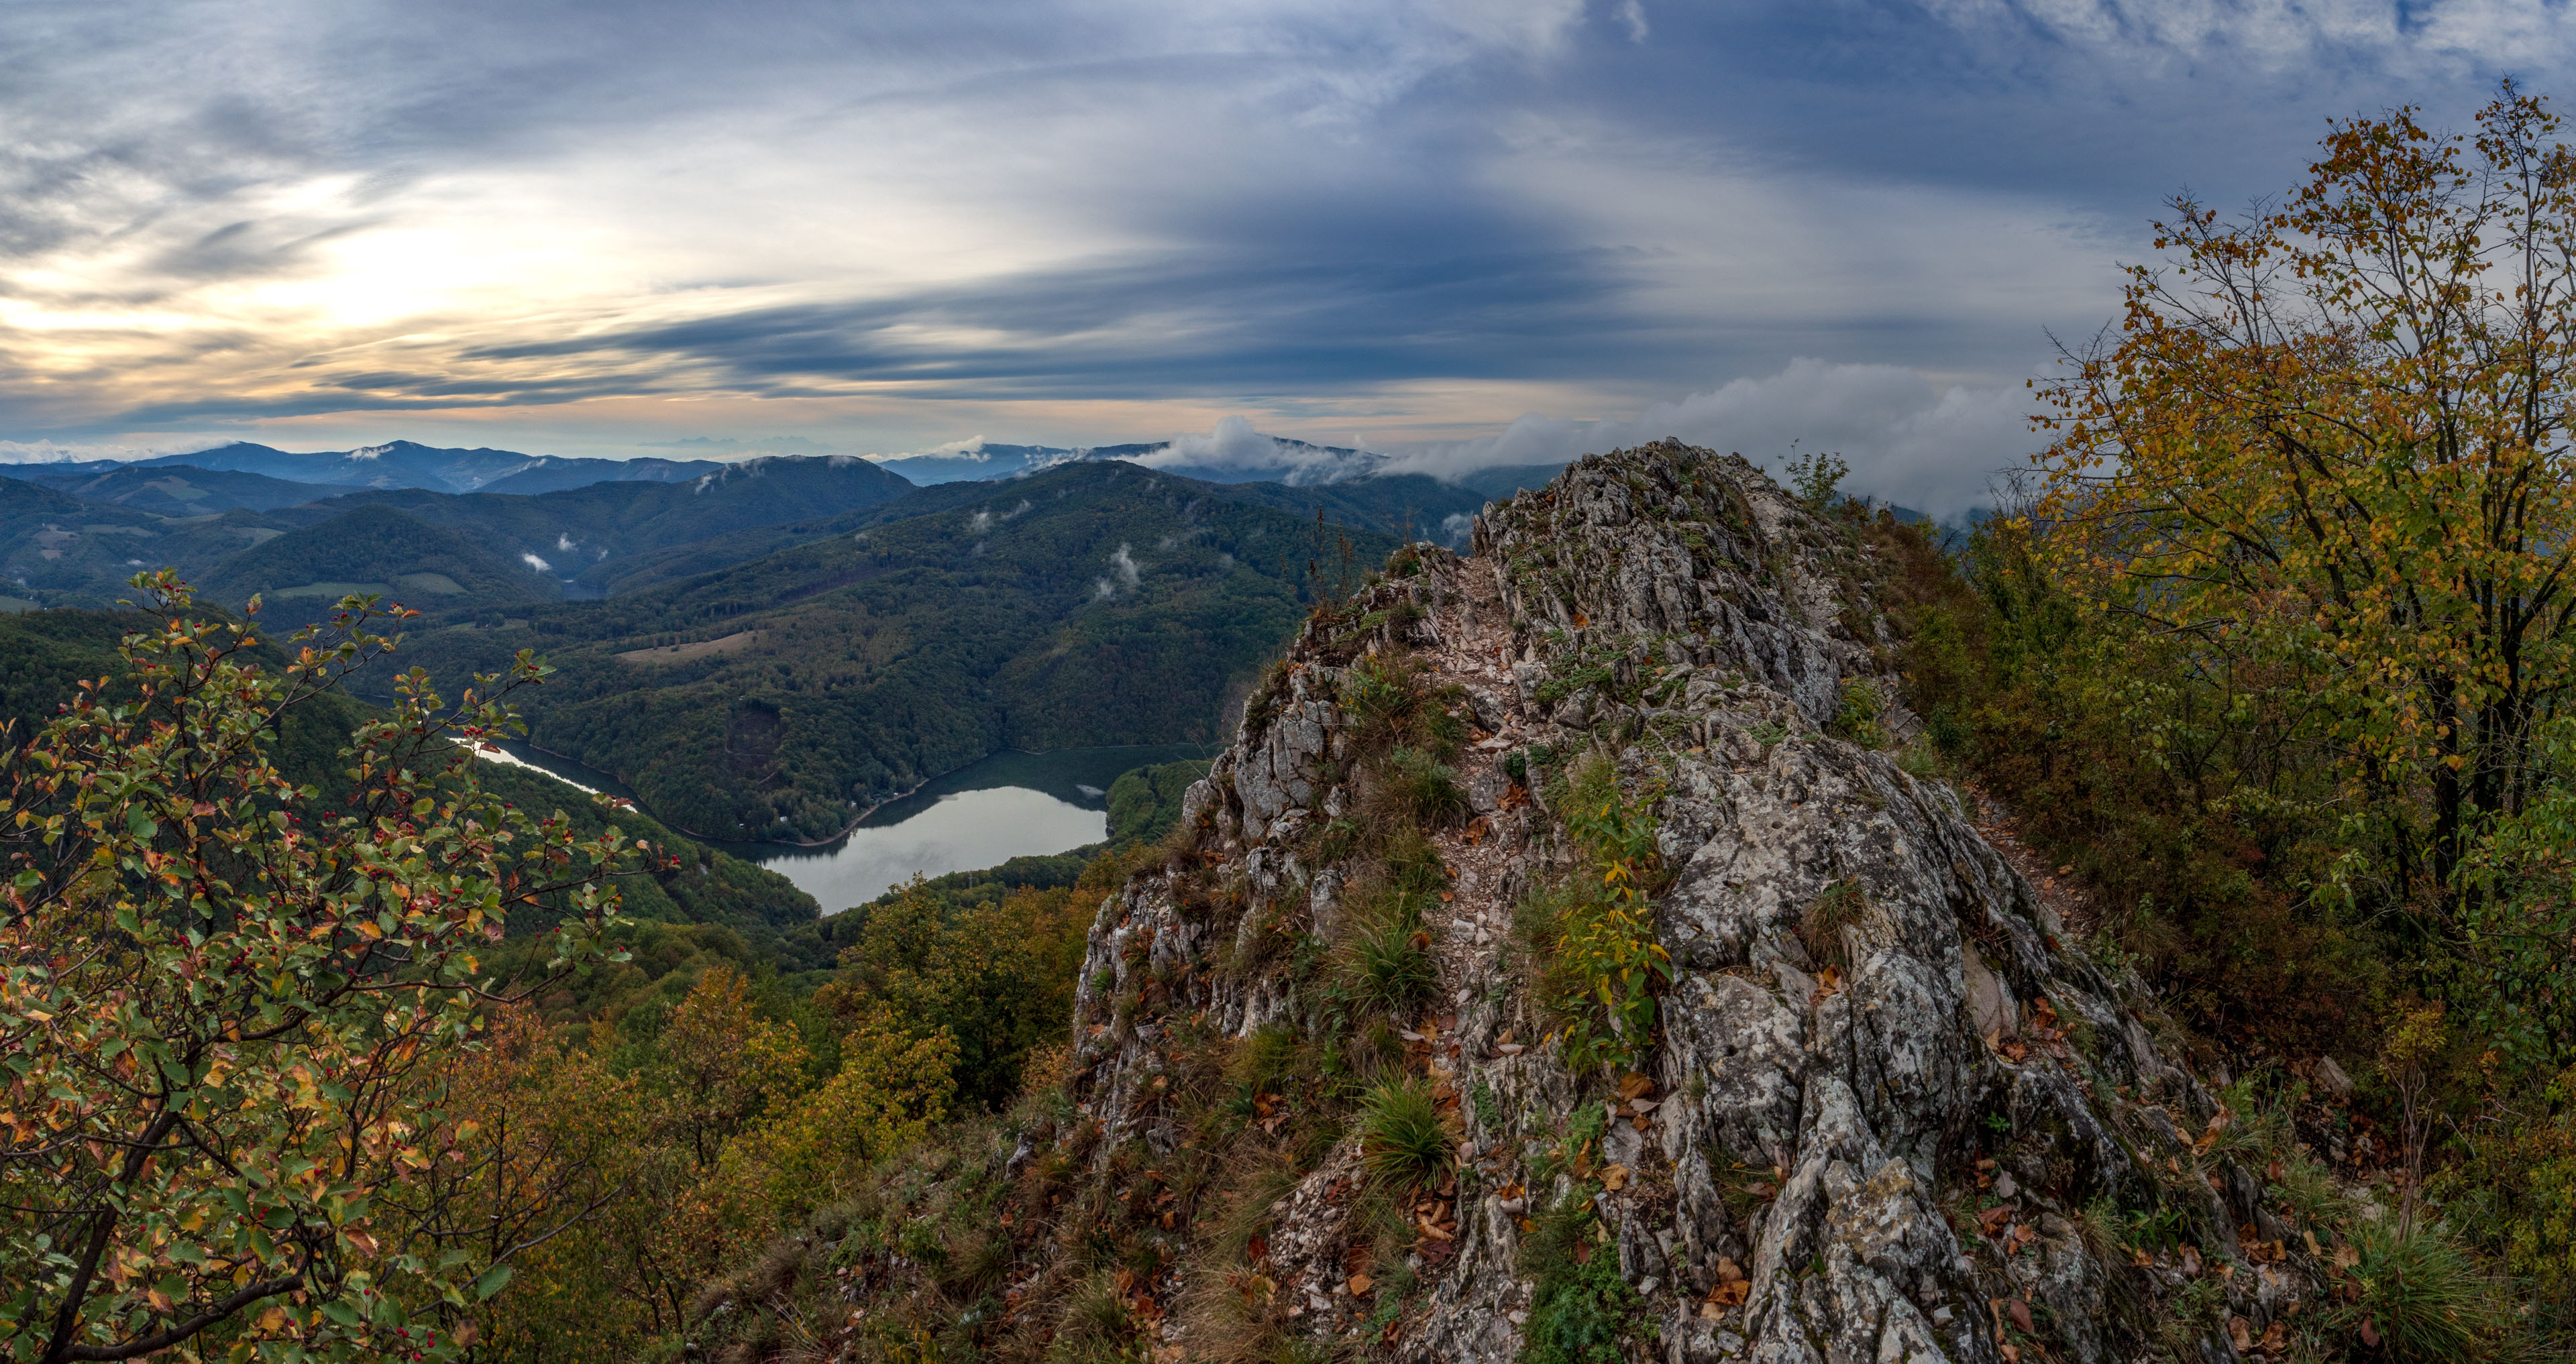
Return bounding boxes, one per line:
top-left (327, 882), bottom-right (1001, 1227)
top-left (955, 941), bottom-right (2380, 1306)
top-left (616, 629), bottom-right (763, 665)
top-left (1966, 785), bottom-right (2106, 947)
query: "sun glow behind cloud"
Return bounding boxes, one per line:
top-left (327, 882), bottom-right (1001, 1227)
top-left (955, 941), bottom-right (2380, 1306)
top-left (9, 1), bottom-right (2576, 506)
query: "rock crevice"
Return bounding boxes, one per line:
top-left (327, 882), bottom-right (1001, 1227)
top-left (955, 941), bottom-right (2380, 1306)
top-left (1050, 442), bottom-right (2271, 1363)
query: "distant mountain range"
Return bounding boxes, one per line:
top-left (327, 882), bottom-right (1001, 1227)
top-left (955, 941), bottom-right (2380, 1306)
top-left (0, 449), bottom-right (1548, 614)
top-left (130, 440), bottom-right (728, 494)
top-left (2, 430), bottom-right (1562, 496)
top-left (0, 431), bottom-right (1580, 623)
top-left (874, 435), bottom-right (1389, 487)
top-left (0, 430), bottom-right (1589, 842)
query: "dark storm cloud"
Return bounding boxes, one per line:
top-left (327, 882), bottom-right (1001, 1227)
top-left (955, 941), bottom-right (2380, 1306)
top-left (459, 244), bottom-right (1655, 398)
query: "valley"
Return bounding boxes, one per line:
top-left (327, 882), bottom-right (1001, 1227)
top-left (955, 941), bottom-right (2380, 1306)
top-left (0, 437), bottom-right (1546, 846)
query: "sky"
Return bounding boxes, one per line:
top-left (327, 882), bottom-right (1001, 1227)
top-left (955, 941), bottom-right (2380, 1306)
top-left (2, 1), bottom-right (2569, 513)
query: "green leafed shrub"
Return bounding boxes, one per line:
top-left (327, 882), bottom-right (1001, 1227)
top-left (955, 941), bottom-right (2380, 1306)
top-left (1521, 1207), bottom-right (1641, 1364)
top-left (1526, 756), bottom-right (1672, 1072)
top-left (1829, 676), bottom-right (1887, 748)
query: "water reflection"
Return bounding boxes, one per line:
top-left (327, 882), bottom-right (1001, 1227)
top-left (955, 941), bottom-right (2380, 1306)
top-left (739, 787), bottom-right (1102, 914)
top-left (471, 738), bottom-right (1214, 916)
top-left (725, 743), bottom-right (1214, 914)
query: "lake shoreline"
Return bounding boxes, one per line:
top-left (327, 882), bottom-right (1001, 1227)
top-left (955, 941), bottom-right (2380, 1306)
top-left (492, 738), bottom-right (1212, 852)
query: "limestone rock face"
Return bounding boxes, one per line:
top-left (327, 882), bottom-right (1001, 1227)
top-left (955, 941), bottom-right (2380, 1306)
top-left (1049, 443), bottom-right (2256, 1364)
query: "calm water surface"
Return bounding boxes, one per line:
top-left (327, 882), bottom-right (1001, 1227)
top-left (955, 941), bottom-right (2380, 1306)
top-left (474, 739), bottom-right (1213, 915)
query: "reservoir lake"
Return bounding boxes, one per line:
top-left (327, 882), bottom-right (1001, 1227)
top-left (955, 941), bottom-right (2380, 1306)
top-left (474, 739), bottom-right (1214, 915)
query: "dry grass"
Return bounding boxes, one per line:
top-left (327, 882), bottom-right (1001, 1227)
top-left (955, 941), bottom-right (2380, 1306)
top-left (616, 629), bottom-right (763, 664)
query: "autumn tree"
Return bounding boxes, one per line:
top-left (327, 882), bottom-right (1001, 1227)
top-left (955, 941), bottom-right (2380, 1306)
top-left (2038, 82), bottom-right (2576, 909)
top-left (816, 876), bottom-right (1093, 1106)
top-left (0, 575), bottom-right (647, 1363)
top-left (376, 1007), bottom-right (639, 1360)
top-left (649, 964), bottom-right (808, 1170)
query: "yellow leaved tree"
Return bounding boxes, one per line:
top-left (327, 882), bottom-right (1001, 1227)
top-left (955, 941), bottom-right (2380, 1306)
top-left (2037, 81), bottom-right (2576, 907)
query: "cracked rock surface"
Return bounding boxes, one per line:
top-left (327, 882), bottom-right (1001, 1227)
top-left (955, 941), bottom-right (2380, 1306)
top-left (1053, 443), bottom-right (2270, 1363)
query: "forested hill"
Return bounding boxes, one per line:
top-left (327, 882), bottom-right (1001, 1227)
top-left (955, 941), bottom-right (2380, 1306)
top-left (377, 459), bottom-right (1401, 841)
top-left (0, 455), bottom-right (921, 612)
top-left (258, 453), bottom-right (920, 598)
top-left (205, 504), bottom-right (566, 610)
top-left (0, 605), bottom-right (820, 966)
top-left (555, 465), bottom-right (1494, 598)
top-left (1, 453), bottom-right (1495, 614)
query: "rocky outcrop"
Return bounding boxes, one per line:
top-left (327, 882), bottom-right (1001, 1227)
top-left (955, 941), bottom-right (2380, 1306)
top-left (1046, 443), bottom-right (2311, 1364)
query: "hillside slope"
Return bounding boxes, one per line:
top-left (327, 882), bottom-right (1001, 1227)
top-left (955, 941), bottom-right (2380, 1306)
top-left (261, 454), bottom-right (919, 600)
top-left (0, 475), bottom-right (302, 608)
top-left (28, 463), bottom-right (339, 514)
top-left (583, 467), bottom-right (1481, 600)
top-left (203, 504), bottom-right (563, 610)
top-left (0, 604), bottom-right (822, 999)
top-left (474, 453), bottom-right (724, 494)
top-left (697, 443), bottom-right (2311, 1364)
top-left (382, 460), bottom-right (1402, 841)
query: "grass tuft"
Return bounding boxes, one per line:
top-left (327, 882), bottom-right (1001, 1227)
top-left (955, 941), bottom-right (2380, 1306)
top-left (1048, 1271), bottom-right (1138, 1363)
top-left (1798, 878), bottom-right (1869, 972)
top-left (1380, 746), bottom-right (1468, 827)
top-left (1358, 1078), bottom-right (1454, 1194)
top-left (2330, 1215), bottom-right (2513, 1363)
top-left (1342, 913), bottom-right (1438, 1017)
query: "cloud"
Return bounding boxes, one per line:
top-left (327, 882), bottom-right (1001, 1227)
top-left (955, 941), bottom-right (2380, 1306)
top-left (0, 436), bottom-right (233, 465)
top-left (0, 0), bottom-right (2118, 451)
top-left (1387, 359), bottom-right (2034, 517)
top-left (1092, 541), bottom-right (1144, 600)
top-left (1128, 416), bottom-right (1375, 483)
top-left (1613, 0), bottom-right (1647, 43)
top-left (10, 0), bottom-right (2576, 511)
top-left (1911, 0), bottom-right (2569, 72)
